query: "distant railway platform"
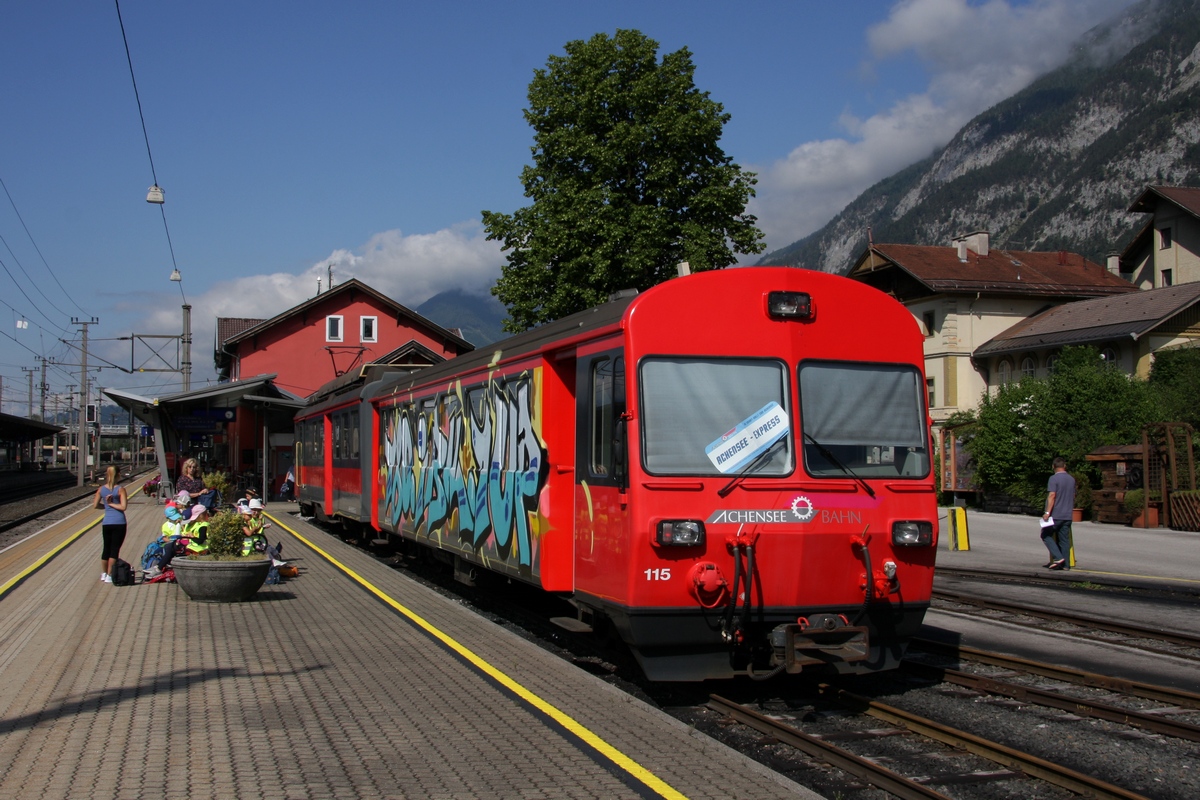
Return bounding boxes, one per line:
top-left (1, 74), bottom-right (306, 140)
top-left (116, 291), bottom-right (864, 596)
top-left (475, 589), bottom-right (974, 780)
top-left (0, 487), bottom-right (819, 799)
top-left (936, 507), bottom-right (1200, 592)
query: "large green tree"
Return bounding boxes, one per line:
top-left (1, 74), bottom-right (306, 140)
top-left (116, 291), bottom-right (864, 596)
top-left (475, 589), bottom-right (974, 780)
top-left (482, 29), bottom-right (764, 332)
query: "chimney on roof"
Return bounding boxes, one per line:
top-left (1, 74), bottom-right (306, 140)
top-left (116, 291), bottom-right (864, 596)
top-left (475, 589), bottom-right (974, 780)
top-left (953, 231), bottom-right (989, 259)
top-left (1106, 251), bottom-right (1121, 275)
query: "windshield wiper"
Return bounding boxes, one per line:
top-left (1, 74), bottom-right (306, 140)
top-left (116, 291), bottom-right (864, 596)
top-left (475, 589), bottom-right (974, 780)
top-left (802, 432), bottom-right (876, 498)
top-left (717, 437), bottom-right (787, 498)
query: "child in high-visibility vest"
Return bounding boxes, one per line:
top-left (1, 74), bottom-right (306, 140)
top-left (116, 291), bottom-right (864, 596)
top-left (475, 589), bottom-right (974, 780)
top-left (240, 498), bottom-right (271, 556)
top-left (183, 504), bottom-right (210, 555)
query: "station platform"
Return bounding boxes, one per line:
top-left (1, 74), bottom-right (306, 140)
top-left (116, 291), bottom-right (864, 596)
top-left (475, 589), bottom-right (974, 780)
top-left (935, 508), bottom-right (1200, 594)
top-left (0, 489), bottom-right (819, 800)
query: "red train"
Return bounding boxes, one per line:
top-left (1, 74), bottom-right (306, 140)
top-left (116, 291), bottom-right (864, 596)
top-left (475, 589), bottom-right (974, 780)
top-left (294, 267), bottom-right (938, 680)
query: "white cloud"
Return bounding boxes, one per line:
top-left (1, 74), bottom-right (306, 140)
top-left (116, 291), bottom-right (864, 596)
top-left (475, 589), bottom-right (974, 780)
top-left (127, 223), bottom-right (502, 388)
top-left (753, 0), bottom-right (1136, 251)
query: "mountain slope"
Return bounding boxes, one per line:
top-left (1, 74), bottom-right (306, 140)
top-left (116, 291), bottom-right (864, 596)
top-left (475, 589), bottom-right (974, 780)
top-left (762, 0), bottom-right (1200, 273)
top-left (416, 289), bottom-right (508, 347)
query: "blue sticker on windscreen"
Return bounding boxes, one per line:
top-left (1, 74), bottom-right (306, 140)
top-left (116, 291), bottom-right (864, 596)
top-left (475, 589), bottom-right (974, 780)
top-left (705, 401), bottom-right (790, 474)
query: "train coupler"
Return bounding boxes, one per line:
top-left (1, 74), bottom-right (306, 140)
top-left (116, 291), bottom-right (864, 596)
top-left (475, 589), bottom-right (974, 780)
top-left (769, 615), bottom-right (869, 673)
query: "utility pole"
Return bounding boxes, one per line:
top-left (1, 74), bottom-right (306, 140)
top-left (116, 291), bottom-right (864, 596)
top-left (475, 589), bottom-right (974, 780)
top-left (66, 385), bottom-right (75, 475)
top-left (38, 357), bottom-right (48, 421)
top-left (72, 317), bottom-right (98, 487)
top-left (182, 303), bottom-right (192, 392)
top-left (21, 367), bottom-right (34, 419)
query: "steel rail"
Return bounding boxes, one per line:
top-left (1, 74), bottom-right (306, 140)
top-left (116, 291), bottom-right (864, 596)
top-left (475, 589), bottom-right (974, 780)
top-left (820, 685), bottom-right (1153, 800)
top-left (902, 659), bottom-right (1200, 742)
top-left (911, 638), bottom-right (1200, 709)
top-left (932, 588), bottom-right (1200, 650)
top-left (934, 565), bottom-right (1200, 598)
top-left (0, 489), bottom-right (97, 533)
top-left (706, 694), bottom-right (954, 800)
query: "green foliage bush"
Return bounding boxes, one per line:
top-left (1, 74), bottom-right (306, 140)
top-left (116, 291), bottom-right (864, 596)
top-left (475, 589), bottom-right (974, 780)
top-left (1070, 472), bottom-right (1092, 511)
top-left (968, 346), bottom-right (1159, 506)
top-left (204, 509), bottom-right (249, 559)
top-left (1149, 348), bottom-right (1200, 429)
top-left (1123, 488), bottom-right (1144, 515)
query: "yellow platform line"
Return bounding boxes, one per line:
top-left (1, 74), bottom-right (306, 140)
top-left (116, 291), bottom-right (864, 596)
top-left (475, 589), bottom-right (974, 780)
top-left (269, 513), bottom-right (688, 800)
top-left (1071, 568), bottom-right (1200, 586)
top-left (0, 485), bottom-right (145, 599)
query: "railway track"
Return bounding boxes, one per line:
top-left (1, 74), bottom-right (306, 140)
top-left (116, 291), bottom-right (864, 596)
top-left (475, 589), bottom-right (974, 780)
top-left (931, 588), bottom-right (1200, 659)
top-left (708, 690), bottom-right (1154, 800)
top-left (905, 640), bottom-right (1200, 742)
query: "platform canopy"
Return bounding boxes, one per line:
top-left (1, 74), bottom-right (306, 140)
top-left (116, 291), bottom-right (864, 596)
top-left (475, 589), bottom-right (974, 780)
top-left (0, 412), bottom-right (64, 444)
top-left (103, 375), bottom-right (305, 497)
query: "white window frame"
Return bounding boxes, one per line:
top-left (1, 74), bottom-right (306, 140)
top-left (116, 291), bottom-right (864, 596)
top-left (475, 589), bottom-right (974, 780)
top-left (326, 315), bottom-right (343, 343)
top-left (360, 315), bottom-right (378, 343)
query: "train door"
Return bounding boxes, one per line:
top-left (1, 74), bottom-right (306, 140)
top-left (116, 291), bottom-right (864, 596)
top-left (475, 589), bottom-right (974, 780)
top-left (574, 349), bottom-right (629, 599)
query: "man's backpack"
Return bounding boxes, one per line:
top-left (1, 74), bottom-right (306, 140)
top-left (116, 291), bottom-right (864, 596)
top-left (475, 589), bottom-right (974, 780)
top-left (112, 559), bottom-right (135, 586)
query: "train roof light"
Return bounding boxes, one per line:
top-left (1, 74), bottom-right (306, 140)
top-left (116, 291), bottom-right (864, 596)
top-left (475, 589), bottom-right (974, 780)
top-left (657, 520), bottom-right (705, 547)
top-left (768, 291), bottom-right (812, 319)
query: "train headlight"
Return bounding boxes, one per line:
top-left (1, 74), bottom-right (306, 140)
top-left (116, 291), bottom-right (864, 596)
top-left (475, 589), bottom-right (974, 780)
top-left (892, 521), bottom-right (933, 546)
top-left (768, 291), bottom-right (812, 319)
top-left (657, 520), bottom-right (706, 546)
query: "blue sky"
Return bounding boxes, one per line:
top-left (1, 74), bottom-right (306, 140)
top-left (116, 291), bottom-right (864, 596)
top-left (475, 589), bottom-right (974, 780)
top-left (0, 0), bottom-right (1135, 409)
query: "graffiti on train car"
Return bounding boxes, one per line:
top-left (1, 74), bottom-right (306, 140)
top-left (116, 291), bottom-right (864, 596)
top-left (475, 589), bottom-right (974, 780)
top-left (380, 370), bottom-right (548, 568)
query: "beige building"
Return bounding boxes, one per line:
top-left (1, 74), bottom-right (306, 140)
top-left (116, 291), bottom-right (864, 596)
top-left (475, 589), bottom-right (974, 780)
top-left (848, 232), bottom-right (1136, 424)
top-left (1120, 186), bottom-right (1200, 289)
top-left (975, 282), bottom-right (1200, 383)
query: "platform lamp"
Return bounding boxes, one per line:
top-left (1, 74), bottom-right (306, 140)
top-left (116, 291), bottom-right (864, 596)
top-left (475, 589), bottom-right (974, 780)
top-left (170, 268), bottom-right (191, 392)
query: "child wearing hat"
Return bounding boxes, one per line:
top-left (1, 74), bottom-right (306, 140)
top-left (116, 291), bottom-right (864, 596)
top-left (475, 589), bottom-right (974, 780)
top-left (183, 504), bottom-right (210, 554)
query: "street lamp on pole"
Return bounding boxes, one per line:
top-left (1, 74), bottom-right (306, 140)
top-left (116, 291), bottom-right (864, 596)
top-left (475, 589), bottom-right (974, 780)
top-left (170, 268), bottom-right (191, 392)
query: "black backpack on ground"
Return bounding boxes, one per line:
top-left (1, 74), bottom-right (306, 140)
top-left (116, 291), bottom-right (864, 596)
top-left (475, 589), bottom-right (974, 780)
top-left (112, 559), bottom-right (135, 586)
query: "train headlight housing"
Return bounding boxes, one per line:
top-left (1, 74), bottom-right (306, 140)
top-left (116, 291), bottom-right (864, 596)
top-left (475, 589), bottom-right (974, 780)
top-left (767, 291), bottom-right (812, 319)
top-left (892, 521), bottom-right (933, 546)
top-left (657, 520), bottom-right (706, 546)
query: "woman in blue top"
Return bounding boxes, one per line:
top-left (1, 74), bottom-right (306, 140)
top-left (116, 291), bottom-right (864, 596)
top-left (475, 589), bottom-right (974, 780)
top-left (94, 466), bottom-right (129, 584)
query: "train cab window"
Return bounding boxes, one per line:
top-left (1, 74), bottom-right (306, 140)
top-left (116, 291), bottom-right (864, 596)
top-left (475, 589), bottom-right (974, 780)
top-left (799, 361), bottom-right (929, 479)
top-left (589, 357), bottom-right (625, 477)
top-left (640, 357), bottom-right (791, 476)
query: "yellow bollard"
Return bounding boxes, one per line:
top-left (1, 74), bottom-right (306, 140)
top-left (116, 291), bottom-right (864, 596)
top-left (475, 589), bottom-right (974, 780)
top-left (948, 507), bottom-right (970, 551)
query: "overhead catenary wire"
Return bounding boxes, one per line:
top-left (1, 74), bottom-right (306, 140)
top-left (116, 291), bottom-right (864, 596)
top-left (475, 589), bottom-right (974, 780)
top-left (0, 176), bottom-right (89, 318)
top-left (114, 0), bottom-right (180, 276)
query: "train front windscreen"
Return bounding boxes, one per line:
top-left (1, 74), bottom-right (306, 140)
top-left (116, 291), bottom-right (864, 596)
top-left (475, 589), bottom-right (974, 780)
top-left (637, 356), bottom-right (929, 481)
top-left (798, 360), bottom-right (930, 479)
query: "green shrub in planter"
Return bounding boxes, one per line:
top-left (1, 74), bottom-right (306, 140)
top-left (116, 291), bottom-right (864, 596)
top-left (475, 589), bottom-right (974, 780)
top-left (1070, 472), bottom-right (1093, 512)
top-left (1123, 487), bottom-right (1164, 513)
top-left (200, 509), bottom-right (254, 560)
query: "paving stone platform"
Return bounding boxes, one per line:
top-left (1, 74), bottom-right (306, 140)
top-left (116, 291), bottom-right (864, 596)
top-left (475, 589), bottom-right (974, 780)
top-left (0, 492), bottom-right (822, 800)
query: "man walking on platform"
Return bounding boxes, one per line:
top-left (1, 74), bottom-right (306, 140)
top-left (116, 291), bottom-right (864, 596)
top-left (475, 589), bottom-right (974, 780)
top-left (1041, 457), bottom-right (1076, 570)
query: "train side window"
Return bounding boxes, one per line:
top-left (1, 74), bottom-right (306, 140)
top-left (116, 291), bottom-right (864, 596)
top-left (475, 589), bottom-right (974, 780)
top-left (590, 356), bottom-right (625, 478)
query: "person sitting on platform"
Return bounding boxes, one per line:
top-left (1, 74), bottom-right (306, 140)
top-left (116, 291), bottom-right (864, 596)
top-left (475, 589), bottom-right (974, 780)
top-left (182, 504), bottom-right (210, 555)
top-left (175, 458), bottom-right (222, 512)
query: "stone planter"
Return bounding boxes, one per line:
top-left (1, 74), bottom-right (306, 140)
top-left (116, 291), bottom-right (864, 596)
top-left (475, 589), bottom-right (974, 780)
top-left (172, 557), bottom-right (271, 603)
